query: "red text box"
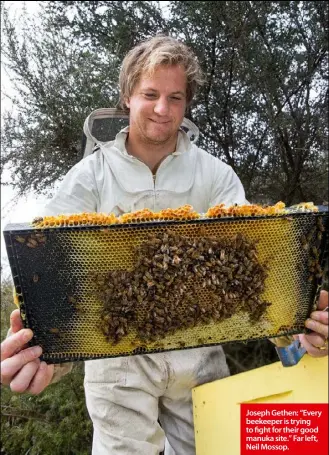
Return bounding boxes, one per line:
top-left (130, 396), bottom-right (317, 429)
top-left (240, 403), bottom-right (328, 455)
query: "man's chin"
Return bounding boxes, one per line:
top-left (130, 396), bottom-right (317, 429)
top-left (144, 132), bottom-right (173, 145)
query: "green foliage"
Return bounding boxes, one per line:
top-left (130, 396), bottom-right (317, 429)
top-left (45, 1), bottom-right (166, 57)
top-left (168, 1), bottom-right (328, 203)
top-left (1, 3), bottom-right (124, 197)
top-left (1, 363), bottom-right (92, 455)
top-left (1, 274), bottom-right (15, 340)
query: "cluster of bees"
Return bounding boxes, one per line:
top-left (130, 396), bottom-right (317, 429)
top-left (302, 216), bottom-right (326, 282)
top-left (15, 232), bottom-right (47, 248)
top-left (30, 201), bottom-right (319, 229)
top-left (95, 230), bottom-right (271, 344)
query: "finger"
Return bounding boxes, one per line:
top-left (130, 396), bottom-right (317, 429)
top-left (303, 332), bottom-right (327, 348)
top-left (1, 345), bottom-right (42, 383)
top-left (316, 290), bottom-right (329, 311)
top-left (1, 329), bottom-right (34, 362)
top-left (309, 310), bottom-right (328, 325)
top-left (28, 362), bottom-right (54, 395)
top-left (299, 334), bottom-right (328, 358)
top-left (305, 318), bottom-right (329, 338)
top-left (10, 359), bottom-right (40, 393)
top-left (10, 309), bottom-right (24, 334)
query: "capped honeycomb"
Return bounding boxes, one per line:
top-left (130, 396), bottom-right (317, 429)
top-left (3, 204), bottom-right (328, 364)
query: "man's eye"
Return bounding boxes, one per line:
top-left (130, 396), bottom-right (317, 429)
top-left (144, 93), bottom-right (156, 98)
top-left (171, 96), bottom-right (182, 101)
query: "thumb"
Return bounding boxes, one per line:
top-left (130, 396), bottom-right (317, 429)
top-left (10, 309), bottom-right (24, 334)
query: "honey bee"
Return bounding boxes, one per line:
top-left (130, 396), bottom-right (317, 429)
top-left (32, 217), bottom-right (43, 224)
top-left (15, 236), bottom-right (26, 244)
top-left (154, 342), bottom-right (165, 350)
top-left (68, 296), bottom-right (85, 313)
top-left (27, 238), bottom-right (38, 247)
top-left (317, 217), bottom-right (325, 232)
top-left (301, 235), bottom-right (309, 250)
top-left (315, 263), bottom-right (322, 273)
top-left (311, 246), bottom-right (319, 258)
top-left (127, 287), bottom-right (133, 297)
top-left (35, 233), bottom-right (47, 243)
top-left (172, 255), bottom-right (181, 265)
top-left (130, 339), bottom-right (142, 347)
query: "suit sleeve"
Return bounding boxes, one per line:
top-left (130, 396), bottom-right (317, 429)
top-left (42, 159), bottom-right (99, 216)
top-left (209, 161), bottom-right (248, 207)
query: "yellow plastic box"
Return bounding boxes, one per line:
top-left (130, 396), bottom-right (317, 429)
top-left (192, 354), bottom-right (328, 455)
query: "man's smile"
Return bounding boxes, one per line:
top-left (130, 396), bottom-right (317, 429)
top-left (149, 119), bottom-right (171, 124)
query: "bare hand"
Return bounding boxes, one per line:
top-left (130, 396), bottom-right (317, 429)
top-left (1, 309), bottom-right (54, 394)
top-left (295, 290), bottom-right (329, 357)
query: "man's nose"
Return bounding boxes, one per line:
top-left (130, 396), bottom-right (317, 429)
top-left (154, 97), bottom-right (170, 116)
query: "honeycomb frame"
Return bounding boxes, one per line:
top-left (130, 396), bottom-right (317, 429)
top-left (3, 210), bottom-right (328, 364)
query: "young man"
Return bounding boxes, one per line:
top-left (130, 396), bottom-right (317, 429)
top-left (1, 36), bottom-right (328, 455)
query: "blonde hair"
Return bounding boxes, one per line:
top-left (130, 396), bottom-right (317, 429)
top-left (119, 35), bottom-right (205, 111)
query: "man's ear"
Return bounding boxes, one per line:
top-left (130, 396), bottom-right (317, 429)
top-left (125, 98), bottom-right (130, 109)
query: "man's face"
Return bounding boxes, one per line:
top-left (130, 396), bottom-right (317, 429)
top-left (125, 64), bottom-right (187, 146)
